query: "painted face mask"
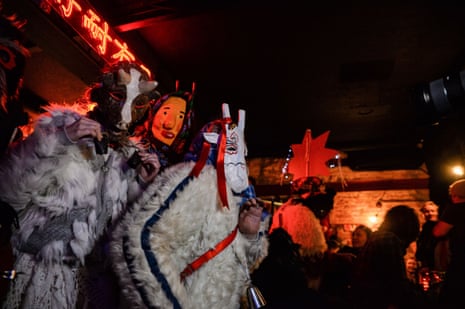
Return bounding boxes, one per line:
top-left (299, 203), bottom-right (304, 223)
top-left (142, 90), bottom-right (194, 168)
top-left (221, 104), bottom-right (249, 194)
top-left (151, 96), bottom-right (187, 146)
top-left (185, 103), bottom-right (249, 207)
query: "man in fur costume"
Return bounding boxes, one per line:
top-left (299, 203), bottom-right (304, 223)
top-left (84, 89), bottom-right (196, 308)
top-left (269, 176), bottom-right (334, 290)
top-left (110, 103), bottom-right (269, 309)
top-left (0, 61), bottom-right (161, 309)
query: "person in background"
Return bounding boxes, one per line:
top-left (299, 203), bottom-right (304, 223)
top-left (433, 179), bottom-right (465, 309)
top-left (251, 227), bottom-right (329, 309)
top-left (268, 176), bottom-right (332, 291)
top-left (339, 224), bottom-right (372, 256)
top-left (318, 224), bottom-right (373, 308)
top-left (0, 61), bottom-right (161, 309)
top-left (326, 237), bottom-right (342, 254)
top-left (318, 235), bottom-right (356, 309)
top-left (405, 253), bottom-right (418, 284)
top-left (350, 205), bottom-right (425, 309)
top-left (416, 201), bottom-right (442, 270)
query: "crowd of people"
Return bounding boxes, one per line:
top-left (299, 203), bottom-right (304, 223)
top-left (1, 3), bottom-right (465, 309)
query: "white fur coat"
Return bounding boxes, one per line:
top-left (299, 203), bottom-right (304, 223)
top-left (0, 108), bottom-right (142, 309)
top-left (269, 199), bottom-right (327, 259)
top-left (110, 161), bottom-right (269, 309)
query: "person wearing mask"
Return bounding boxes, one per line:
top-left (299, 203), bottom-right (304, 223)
top-left (132, 89), bottom-right (195, 170)
top-left (0, 61), bottom-right (161, 309)
top-left (433, 179), bottom-right (465, 309)
top-left (110, 103), bottom-right (269, 309)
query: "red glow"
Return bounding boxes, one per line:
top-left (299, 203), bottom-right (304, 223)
top-left (43, 0), bottom-right (150, 76)
top-left (288, 129), bottom-right (339, 178)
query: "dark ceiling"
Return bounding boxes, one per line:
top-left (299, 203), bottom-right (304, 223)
top-left (87, 0), bottom-right (465, 171)
top-left (7, 0), bottom-right (465, 172)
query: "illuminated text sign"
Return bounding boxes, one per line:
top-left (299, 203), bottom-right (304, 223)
top-left (42, 0), bottom-right (150, 76)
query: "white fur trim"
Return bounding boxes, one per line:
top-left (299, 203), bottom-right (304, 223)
top-left (111, 162), bottom-right (268, 308)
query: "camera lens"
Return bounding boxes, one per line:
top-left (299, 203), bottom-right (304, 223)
top-left (415, 70), bottom-right (465, 125)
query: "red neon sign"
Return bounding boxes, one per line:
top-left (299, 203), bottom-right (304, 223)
top-left (42, 0), bottom-right (151, 76)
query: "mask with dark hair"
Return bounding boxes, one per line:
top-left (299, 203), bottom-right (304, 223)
top-left (141, 90), bottom-right (195, 168)
top-left (87, 61), bottom-right (159, 140)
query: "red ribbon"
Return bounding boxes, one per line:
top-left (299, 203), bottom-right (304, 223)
top-left (216, 121), bottom-right (229, 208)
top-left (189, 141), bottom-right (211, 178)
top-left (180, 226), bottom-right (238, 282)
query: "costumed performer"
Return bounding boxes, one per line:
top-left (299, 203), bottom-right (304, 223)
top-left (131, 89), bottom-right (195, 170)
top-left (268, 176), bottom-right (335, 290)
top-left (110, 103), bottom-right (269, 309)
top-left (0, 61), bottom-right (161, 309)
top-left (84, 88), bottom-right (196, 308)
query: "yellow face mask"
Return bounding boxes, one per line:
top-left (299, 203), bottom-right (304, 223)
top-left (151, 96), bottom-right (187, 146)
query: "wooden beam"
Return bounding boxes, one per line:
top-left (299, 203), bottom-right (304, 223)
top-left (255, 178), bottom-right (429, 197)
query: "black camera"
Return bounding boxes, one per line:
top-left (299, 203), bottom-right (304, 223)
top-left (414, 70), bottom-right (465, 125)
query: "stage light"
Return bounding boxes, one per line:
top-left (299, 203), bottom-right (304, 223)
top-left (451, 165), bottom-right (464, 177)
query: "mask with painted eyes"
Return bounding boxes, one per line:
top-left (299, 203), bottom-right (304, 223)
top-left (88, 61), bottom-right (159, 134)
top-left (221, 104), bottom-right (249, 194)
top-left (149, 93), bottom-right (193, 147)
top-left (185, 103), bottom-right (249, 207)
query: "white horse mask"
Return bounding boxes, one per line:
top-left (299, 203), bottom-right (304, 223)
top-left (186, 103), bottom-right (249, 207)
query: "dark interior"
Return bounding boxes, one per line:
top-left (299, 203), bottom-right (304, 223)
top-left (5, 0), bottom-right (465, 191)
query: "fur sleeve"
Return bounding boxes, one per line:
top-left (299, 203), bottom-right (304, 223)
top-left (239, 216), bottom-right (270, 272)
top-left (0, 109), bottom-right (83, 211)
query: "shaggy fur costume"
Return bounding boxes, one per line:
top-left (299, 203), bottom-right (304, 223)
top-left (269, 198), bottom-right (328, 290)
top-left (110, 161), bottom-right (269, 309)
top-left (270, 200), bottom-right (327, 259)
top-left (0, 108), bottom-right (143, 308)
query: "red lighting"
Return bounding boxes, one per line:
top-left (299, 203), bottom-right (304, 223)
top-left (42, 0), bottom-right (150, 76)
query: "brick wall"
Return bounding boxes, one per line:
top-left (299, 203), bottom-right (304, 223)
top-left (248, 157), bottom-right (430, 242)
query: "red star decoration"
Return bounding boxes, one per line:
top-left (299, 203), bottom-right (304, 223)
top-left (288, 129), bottom-right (339, 178)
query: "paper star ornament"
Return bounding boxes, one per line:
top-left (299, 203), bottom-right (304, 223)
top-left (288, 129), bottom-right (339, 178)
